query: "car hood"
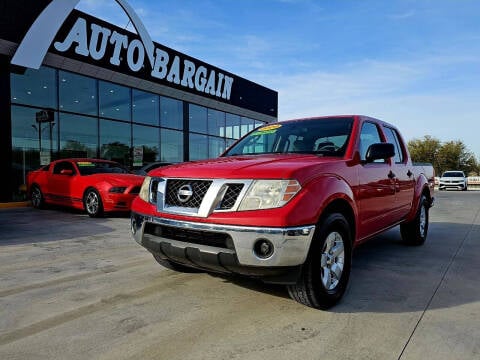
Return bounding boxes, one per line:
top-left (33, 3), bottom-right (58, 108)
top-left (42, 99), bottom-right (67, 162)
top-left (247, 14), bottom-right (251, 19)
top-left (149, 154), bottom-right (344, 183)
top-left (87, 173), bottom-right (145, 186)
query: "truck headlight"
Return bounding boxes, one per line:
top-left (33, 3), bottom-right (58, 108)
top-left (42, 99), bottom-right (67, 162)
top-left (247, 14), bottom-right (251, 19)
top-left (238, 180), bottom-right (301, 211)
top-left (139, 176), bottom-right (151, 202)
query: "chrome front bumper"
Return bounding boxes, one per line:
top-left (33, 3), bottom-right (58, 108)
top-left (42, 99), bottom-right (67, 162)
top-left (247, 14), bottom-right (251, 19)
top-left (131, 212), bottom-right (315, 267)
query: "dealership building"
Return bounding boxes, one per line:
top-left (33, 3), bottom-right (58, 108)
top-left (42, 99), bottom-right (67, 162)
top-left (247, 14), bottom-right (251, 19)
top-left (0, 0), bottom-right (278, 202)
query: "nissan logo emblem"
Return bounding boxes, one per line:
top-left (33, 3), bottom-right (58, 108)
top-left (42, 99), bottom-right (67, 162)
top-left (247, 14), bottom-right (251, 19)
top-left (177, 184), bottom-right (193, 203)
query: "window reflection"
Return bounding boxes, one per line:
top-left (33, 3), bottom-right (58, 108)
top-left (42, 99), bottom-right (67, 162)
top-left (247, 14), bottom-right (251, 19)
top-left (59, 113), bottom-right (97, 158)
top-left (59, 71), bottom-right (97, 116)
top-left (208, 109), bottom-right (225, 137)
top-left (11, 67), bottom-right (57, 109)
top-left (161, 129), bottom-right (183, 162)
top-left (226, 113), bottom-right (241, 139)
top-left (133, 90), bottom-right (159, 125)
top-left (160, 96), bottom-right (183, 130)
top-left (100, 119), bottom-right (131, 165)
top-left (189, 104), bottom-right (207, 134)
top-left (133, 124), bottom-right (159, 163)
top-left (99, 81), bottom-right (131, 120)
top-left (189, 133), bottom-right (208, 160)
top-left (209, 136), bottom-right (226, 158)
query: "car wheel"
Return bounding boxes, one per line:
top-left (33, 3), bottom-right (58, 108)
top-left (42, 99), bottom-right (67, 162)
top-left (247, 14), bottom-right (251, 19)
top-left (83, 188), bottom-right (104, 218)
top-left (152, 254), bottom-right (202, 273)
top-left (287, 213), bottom-right (352, 309)
top-left (30, 185), bottom-right (44, 209)
top-left (463, 185), bottom-right (468, 191)
top-left (400, 194), bottom-right (429, 246)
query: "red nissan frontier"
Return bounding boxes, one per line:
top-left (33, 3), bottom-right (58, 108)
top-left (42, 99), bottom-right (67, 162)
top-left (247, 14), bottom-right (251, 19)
top-left (131, 115), bottom-right (435, 309)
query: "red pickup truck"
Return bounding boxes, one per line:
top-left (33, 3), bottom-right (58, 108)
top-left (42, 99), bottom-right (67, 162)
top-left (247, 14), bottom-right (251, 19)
top-left (131, 115), bottom-right (435, 309)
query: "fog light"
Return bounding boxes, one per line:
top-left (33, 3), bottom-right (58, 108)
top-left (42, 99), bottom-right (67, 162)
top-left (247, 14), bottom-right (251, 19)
top-left (253, 239), bottom-right (274, 259)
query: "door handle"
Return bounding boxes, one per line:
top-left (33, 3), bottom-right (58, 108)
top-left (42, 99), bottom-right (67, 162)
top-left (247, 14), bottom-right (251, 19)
top-left (407, 170), bottom-right (413, 177)
top-left (388, 171), bottom-right (396, 179)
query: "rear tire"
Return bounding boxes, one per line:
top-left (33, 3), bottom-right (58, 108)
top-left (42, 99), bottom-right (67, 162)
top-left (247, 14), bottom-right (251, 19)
top-left (30, 185), bottom-right (44, 209)
top-left (83, 188), bottom-right (104, 218)
top-left (287, 213), bottom-right (352, 309)
top-left (400, 194), bottom-right (429, 246)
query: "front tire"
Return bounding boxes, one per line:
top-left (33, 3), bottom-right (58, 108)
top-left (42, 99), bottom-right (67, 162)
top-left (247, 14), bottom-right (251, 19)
top-left (30, 185), bottom-right (44, 209)
top-left (400, 194), bottom-right (429, 246)
top-left (287, 213), bottom-right (352, 309)
top-left (83, 188), bottom-right (104, 217)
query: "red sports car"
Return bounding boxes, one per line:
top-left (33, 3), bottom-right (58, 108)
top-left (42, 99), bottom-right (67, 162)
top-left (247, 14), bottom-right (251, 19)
top-left (26, 158), bottom-right (145, 217)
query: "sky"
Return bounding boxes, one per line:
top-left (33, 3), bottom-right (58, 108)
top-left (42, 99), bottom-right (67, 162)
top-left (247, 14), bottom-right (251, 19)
top-left (76, 0), bottom-right (480, 157)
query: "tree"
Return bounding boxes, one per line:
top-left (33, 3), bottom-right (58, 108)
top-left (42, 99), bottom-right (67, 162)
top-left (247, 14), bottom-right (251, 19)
top-left (407, 135), bottom-right (441, 171)
top-left (407, 136), bottom-right (478, 176)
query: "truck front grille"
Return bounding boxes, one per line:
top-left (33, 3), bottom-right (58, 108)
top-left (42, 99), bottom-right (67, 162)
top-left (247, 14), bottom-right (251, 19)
top-left (165, 179), bottom-right (212, 208)
top-left (218, 183), bottom-right (244, 210)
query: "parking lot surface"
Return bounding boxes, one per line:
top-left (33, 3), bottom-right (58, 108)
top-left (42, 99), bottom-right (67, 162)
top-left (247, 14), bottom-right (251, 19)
top-left (0, 191), bottom-right (479, 360)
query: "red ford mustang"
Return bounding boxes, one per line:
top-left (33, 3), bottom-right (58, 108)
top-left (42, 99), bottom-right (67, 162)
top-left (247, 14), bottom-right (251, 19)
top-left (26, 158), bottom-right (145, 217)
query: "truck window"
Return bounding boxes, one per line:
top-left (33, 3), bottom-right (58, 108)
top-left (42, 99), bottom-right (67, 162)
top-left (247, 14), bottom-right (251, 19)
top-left (383, 126), bottom-right (404, 163)
top-left (359, 122), bottom-right (384, 162)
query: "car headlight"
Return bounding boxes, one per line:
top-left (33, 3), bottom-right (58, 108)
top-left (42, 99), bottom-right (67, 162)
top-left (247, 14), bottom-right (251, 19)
top-left (139, 176), bottom-right (152, 202)
top-left (238, 179), bottom-right (301, 211)
top-left (109, 186), bottom-right (127, 193)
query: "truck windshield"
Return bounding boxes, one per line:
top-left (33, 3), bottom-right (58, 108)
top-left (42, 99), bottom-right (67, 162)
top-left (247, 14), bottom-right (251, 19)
top-left (223, 117), bottom-right (354, 157)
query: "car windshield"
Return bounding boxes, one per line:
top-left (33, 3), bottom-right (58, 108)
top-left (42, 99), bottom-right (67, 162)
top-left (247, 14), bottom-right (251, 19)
top-left (223, 117), bottom-right (354, 157)
top-left (442, 172), bottom-right (464, 177)
top-left (76, 161), bottom-right (130, 175)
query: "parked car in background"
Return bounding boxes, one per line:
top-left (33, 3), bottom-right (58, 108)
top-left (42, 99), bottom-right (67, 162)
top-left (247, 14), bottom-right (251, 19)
top-left (27, 158), bottom-right (145, 217)
top-left (439, 170), bottom-right (467, 191)
top-left (133, 161), bottom-right (173, 176)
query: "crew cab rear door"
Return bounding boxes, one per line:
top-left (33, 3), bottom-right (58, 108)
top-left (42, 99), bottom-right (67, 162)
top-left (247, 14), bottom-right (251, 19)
top-left (357, 121), bottom-right (396, 239)
top-left (382, 126), bottom-right (415, 218)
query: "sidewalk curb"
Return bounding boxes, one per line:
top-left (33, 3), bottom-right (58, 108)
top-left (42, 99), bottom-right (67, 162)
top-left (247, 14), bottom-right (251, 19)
top-left (0, 201), bottom-right (30, 209)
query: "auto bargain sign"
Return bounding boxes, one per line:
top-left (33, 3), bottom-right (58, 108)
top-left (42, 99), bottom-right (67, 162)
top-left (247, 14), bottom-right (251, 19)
top-left (11, 0), bottom-right (234, 102)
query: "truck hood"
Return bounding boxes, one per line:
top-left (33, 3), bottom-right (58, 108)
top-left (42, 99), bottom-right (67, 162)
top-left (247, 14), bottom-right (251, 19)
top-left (150, 154), bottom-right (343, 181)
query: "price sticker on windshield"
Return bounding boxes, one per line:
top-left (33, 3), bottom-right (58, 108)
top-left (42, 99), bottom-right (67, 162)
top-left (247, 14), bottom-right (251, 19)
top-left (253, 124), bottom-right (282, 135)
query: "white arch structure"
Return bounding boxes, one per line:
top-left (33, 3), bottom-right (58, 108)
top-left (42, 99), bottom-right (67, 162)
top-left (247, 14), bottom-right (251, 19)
top-left (11, 0), bottom-right (155, 70)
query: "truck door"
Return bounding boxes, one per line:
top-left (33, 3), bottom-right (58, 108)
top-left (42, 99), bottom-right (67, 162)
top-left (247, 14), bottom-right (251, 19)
top-left (382, 126), bottom-right (415, 219)
top-left (357, 121), bottom-right (396, 239)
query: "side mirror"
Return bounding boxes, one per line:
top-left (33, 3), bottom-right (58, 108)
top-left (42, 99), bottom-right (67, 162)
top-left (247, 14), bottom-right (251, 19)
top-left (365, 143), bottom-right (395, 163)
top-left (60, 169), bottom-right (74, 176)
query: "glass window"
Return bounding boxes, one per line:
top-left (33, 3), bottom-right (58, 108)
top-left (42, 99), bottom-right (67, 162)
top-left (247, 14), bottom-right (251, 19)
top-left (359, 122), bottom-right (383, 162)
top-left (189, 104), bottom-right (207, 134)
top-left (59, 71), bottom-right (97, 116)
top-left (225, 113), bottom-right (241, 139)
top-left (241, 117), bottom-right (255, 137)
top-left (11, 105), bottom-right (58, 196)
top-left (133, 90), bottom-right (159, 125)
top-left (59, 113), bottom-right (97, 158)
top-left (383, 127), bottom-right (404, 163)
top-left (161, 129), bottom-right (183, 163)
top-left (99, 81), bottom-right (131, 121)
top-left (11, 66), bottom-right (57, 109)
top-left (160, 96), bottom-right (183, 130)
top-left (189, 133), bottom-right (208, 160)
top-left (209, 136), bottom-right (226, 158)
top-left (208, 109), bottom-right (225, 136)
top-left (100, 119), bottom-right (131, 165)
top-left (133, 124), bottom-right (159, 163)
